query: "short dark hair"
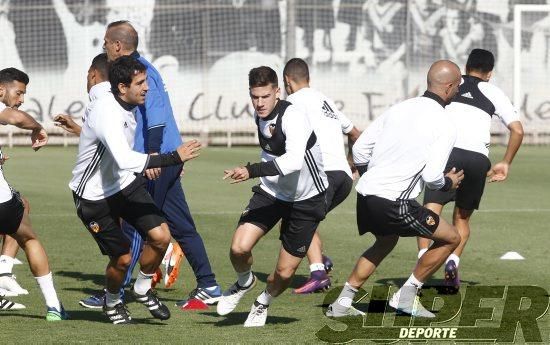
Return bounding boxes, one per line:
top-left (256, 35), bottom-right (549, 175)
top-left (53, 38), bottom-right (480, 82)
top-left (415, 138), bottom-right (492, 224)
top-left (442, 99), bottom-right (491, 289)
top-left (283, 58), bottom-right (309, 82)
top-left (90, 53), bottom-right (110, 80)
top-left (107, 20), bottom-right (139, 51)
top-left (466, 49), bottom-right (495, 73)
top-left (249, 66), bottom-right (278, 88)
top-left (108, 56), bottom-right (146, 95)
top-left (0, 68), bottom-right (29, 85)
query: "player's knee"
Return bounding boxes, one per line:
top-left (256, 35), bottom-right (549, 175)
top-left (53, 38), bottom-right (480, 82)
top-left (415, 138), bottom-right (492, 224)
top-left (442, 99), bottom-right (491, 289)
top-left (275, 265), bottom-right (296, 281)
top-left (115, 254), bottom-right (132, 271)
top-left (230, 242), bottom-right (252, 258)
top-left (448, 227), bottom-right (461, 249)
top-left (148, 225), bottom-right (171, 251)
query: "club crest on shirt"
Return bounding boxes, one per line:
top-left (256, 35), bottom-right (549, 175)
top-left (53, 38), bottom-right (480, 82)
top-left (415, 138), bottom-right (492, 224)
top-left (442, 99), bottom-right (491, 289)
top-left (426, 216), bottom-right (436, 226)
top-left (89, 221), bottom-right (100, 233)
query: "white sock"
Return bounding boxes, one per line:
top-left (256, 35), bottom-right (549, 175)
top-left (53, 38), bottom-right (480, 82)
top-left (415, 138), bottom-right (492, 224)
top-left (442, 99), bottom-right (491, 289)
top-left (105, 291), bottom-right (122, 308)
top-left (446, 254), bottom-right (460, 267)
top-left (0, 255), bottom-right (14, 274)
top-left (403, 273), bottom-right (423, 289)
top-left (237, 270), bottom-right (253, 287)
top-left (309, 263), bottom-right (325, 272)
top-left (256, 290), bottom-right (273, 306)
top-left (417, 248), bottom-right (428, 259)
top-left (35, 272), bottom-right (61, 310)
top-left (337, 282), bottom-right (358, 308)
top-left (133, 271), bottom-right (154, 295)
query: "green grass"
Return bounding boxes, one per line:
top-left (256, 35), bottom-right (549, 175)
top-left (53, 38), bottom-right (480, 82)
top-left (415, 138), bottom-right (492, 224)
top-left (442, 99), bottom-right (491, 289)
top-left (1, 145), bottom-right (549, 344)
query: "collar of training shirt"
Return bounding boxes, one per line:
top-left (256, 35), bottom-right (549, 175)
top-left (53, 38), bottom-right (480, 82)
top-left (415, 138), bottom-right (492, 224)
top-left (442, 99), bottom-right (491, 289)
top-left (130, 51), bottom-right (140, 59)
top-left (114, 94), bottom-right (136, 111)
top-left (463, 74), bottom-right (484, 83)
top-left (422, 90), bottom-right (447, 108)
top-left (262, 99), bottom-right (283, 121)
top-left (88, 81), bottom-right (111, 102)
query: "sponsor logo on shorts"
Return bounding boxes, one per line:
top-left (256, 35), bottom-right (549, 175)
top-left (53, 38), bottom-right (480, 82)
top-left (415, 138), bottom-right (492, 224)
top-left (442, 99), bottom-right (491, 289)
top-left (297, 246), bottom-right (306, 253)
top-left (89, 221), bottom-right (100, 233)
top-left (241, 208), bottom-right (250, 217)
top-left (426, 215), bottom-right (436, 226)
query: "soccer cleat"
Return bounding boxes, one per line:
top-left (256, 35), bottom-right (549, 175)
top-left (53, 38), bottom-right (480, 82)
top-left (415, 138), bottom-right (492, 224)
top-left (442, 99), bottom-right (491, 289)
top-left (103, 302), bottom-right (134, 325)
top-left (444, 260), bottom-right (460, 294)
top-left (389, 287), bottom-right (435, 318)
top-left (325, 304), bottom-right (365, 317)
top-left (46, 304), bottom-right (69, 321)
top-left (0, 287), bottom-right (18, 297)
top-left (0, 296), bottom-right (25, 310)
top-left (0, 274), bottom-right (29, 296)
top-left (243, 301), bottom-right (269, 327)
top-left (79, 290), bottom-right (105, 309)
top-left (151, 268), bottom-right (162, 289)
top-left (164, 242), bottom-right (184, 288)
top-left (293, 276), bottom-right (331, 294)
top-left (175, 285), bottom-right (222, 307)
top-left (217, 275), bottom-right (257, 316)
top-left (133, 289), bottom-right (171, 320)
top-left (12, 258), bottom-right (23, 265)
top-left (322, 255), bottom-right (334, 273)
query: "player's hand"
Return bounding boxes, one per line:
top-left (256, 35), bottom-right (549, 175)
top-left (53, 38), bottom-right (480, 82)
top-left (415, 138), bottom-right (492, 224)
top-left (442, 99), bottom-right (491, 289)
top-left (445, 167), bottom-right (464, 190)
top-left (176, 139), bottom-right (201, 162)
top-left (223, 166), bottom-right (250, 184)
top-left (31, 127), bottom-right (48, 151)
top-left (487, 161), bottom-right (509, 183)
top-left (54, 114), bottom-right (81, 135)
top-left (0, 154), bottom-right (9, 165)
top-left (144, 153), bottom-right (161, 180)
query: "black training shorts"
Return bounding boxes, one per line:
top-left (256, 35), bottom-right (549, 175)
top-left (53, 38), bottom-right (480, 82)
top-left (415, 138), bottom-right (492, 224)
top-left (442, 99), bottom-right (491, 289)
top-left (0, 191), bottom-right (24, 235)
top-left (357, 194), bottom-right (439, 237)
top-left (424, 147), bottom-right (491, 210)
top-left (326, 170), bottom-right (353, 212)
top-left (239, 185), bottom-right (326, 258)
top-left (74, 176), bottom-right (166, 257)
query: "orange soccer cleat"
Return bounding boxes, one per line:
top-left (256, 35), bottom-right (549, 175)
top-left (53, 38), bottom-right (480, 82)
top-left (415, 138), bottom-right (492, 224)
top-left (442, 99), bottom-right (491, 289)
top-left (164, 242), bottom-right (185, 288)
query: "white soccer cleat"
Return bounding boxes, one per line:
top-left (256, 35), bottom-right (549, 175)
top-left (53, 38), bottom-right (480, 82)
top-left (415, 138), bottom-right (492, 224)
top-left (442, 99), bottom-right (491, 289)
top-left (244, 301), bottom-right (269, 327)
top-left (216, 275), bottom-right (257, 316)
top-left (325, 303), bottom-right (365, 317)
top-left (12, 258), bottom-right (23, 265)
top-left (0, 274), bottom-right (28, 296)
top-left (389, 287), bottom-right (435, 318)
top-left (0, 297), bottom-right (25, 310)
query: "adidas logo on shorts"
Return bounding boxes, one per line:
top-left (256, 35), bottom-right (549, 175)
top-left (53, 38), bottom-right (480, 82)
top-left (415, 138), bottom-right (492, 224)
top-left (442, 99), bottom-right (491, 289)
top-left (296, 246), bottom-right (306, 253)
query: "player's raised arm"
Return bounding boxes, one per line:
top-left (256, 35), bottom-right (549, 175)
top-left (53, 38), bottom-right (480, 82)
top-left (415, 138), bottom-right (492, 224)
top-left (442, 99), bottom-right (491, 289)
top-left (53, 114), bottom-right (82, 136)
top-left (0, 107), bottom-right (47, 150)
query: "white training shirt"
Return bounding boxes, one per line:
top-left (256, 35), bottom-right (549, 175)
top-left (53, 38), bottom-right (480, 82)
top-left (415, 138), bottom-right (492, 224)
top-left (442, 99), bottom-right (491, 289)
top-left (447, 80), bottom-right (520, 157)
top-left (69, 84), bottom-right (149, 201)
top-left (355, 94), bottom-right (456, 201)
top-left (256, 104), bottom-right (328, 202)
top-left (286, 88), bottom-right (353, 177)
top-left (0, 102), bottom-right (14, 203)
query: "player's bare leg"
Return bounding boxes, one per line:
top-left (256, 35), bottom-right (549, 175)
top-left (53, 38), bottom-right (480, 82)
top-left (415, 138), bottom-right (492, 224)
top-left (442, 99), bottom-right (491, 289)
top-left (9, 202), bottom-right (65, 319)
top-left (451, 207), bottom-right (473, 257)
top-left (327, 234), bottom-right (398, 317)
top-left (294, 230), bottom-right (332, 294)
top-left (217, 223), bottom-right (264, 316)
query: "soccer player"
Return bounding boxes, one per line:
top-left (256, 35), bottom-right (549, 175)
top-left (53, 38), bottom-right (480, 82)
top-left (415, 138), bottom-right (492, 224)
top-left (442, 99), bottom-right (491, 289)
top-left (98, 21), bottom-right (222, 308)
top-left (418, 49), bottom-right (524, 292)
top-left (70, 56), bottom-right (201, 324)
top-left (218, 66), bottom-right (328, 327)
top-left (0, 67), bottom-right (35, 297)
top-left (327, 60), bottom-right (464, 318)
top-left (282, 58), bottom-right (361, 294)
top-left (0, 67), bottom-right (67, 319)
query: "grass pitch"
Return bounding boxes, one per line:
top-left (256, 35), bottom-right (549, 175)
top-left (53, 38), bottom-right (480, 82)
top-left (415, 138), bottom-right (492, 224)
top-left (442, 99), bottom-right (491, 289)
top-left (1, 145), bottom-right (549, 344)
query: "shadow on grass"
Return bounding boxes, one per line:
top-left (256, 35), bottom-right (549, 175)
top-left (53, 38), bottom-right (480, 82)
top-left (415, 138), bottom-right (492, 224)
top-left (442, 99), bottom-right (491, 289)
top-left (67, 309), bottom-right (167, 325)
top-left (56, 271), bottom-right (104, 286)
top-left (255, 271), bottom-right (312, 289)
top-left (196, 311), bottom-right (299, 327)
top-left (0, 312), bottom-right (44, 320)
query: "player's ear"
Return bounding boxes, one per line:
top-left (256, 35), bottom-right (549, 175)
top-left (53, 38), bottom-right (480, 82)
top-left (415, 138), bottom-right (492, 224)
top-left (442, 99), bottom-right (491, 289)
top-left (117, 82), bottom-right (127, 96)
top-left (486, 70), bottom-right (492, 81)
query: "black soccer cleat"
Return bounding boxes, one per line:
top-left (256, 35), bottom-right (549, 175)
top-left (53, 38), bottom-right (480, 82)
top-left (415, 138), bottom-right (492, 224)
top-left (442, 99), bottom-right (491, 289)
top-left (133, 289), bottom-right (171, 320)
top-left (103, 302), bottom-right (135, 325)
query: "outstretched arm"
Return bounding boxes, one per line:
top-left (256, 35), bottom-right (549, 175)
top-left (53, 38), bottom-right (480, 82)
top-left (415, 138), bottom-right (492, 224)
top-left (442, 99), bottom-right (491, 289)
top-left (0, 108), bottom-right (47, 150)
top-left (54, 114), bottom-right (82, 136)
top-left (488, 121), bottom-right (523, 182)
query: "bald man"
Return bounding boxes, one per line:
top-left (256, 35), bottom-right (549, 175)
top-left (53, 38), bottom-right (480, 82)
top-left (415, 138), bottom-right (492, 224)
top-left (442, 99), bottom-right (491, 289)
top-left (327, 60), bottom-right (464, 318)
